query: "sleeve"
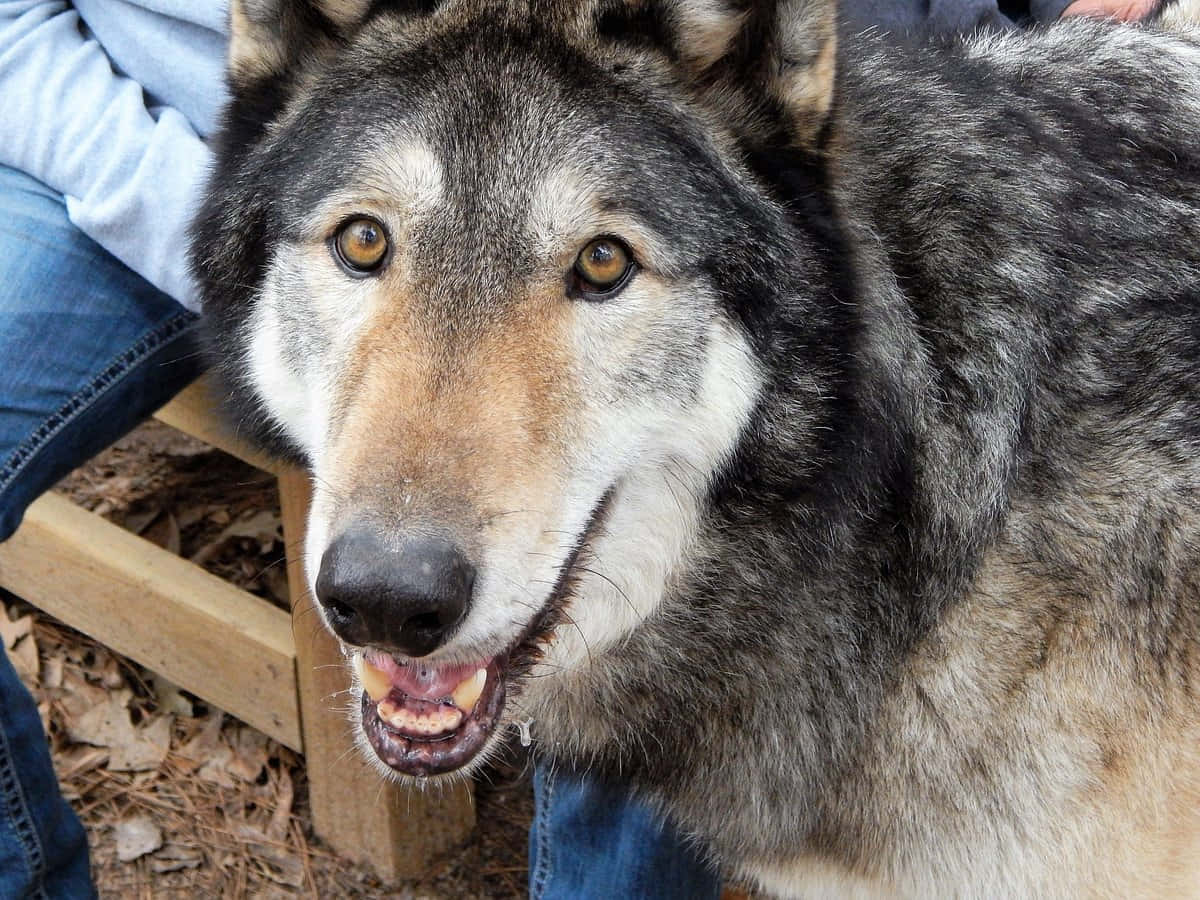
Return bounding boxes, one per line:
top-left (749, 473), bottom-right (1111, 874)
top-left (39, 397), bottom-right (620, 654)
top-left (1028, 0), bottom-right (1075, 21)
top-left (841, 0), bottom-right (1018, 35)
top-left (0, 0), bottom-right (213, 312)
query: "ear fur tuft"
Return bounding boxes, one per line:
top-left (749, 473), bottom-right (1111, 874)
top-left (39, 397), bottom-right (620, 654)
top-left (228, 0), bottom-right (290, 83)
top-left (649, 0), bottom-right (838, 147)
top-left (226, 0), bottom-right (375, 87)
top-left (769, 0), bottom-right (837, 145)
top-left (669, 0), bottom-right (750, 69)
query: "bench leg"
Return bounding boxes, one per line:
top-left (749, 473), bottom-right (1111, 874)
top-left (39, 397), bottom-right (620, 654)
top-left (278, 470), bottom-right (475, 880)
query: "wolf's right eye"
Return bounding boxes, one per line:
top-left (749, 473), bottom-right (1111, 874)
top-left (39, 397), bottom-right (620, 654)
top-left (332, 217), bottom-right (389, 275)
top-left (571, 237), bottom-right (635, 299)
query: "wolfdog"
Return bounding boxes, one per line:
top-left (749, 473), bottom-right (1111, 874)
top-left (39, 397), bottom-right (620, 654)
top-left (192, 0), bottom-right (1200, 893)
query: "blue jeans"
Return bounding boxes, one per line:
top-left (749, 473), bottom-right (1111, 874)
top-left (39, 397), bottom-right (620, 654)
top-left (0, 164), bottom-right (720, 898)
top-left (0, 164), bottom-right (202, 898)
top-left (530, 765), bottom-right (722, 899)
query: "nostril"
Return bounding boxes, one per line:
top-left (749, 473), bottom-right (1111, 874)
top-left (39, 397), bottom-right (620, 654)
top-left (323, 596), bottom-right (355, 624)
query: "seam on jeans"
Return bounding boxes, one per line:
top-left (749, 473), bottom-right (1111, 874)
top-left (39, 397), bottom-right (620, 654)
top-left (530, 766), bottom-right (556, 898)
top-left (0, 707), bottom-right (45, 895)
top-left (0, 311), bottom-right (195, 497)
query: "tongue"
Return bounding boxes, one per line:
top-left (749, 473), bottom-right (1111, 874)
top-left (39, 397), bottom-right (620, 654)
top-left (363, 651), bottom-right (482, 701)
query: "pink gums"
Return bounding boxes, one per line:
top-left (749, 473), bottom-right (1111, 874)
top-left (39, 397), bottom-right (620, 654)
top-left (364, 650), bottom-right (486, 701)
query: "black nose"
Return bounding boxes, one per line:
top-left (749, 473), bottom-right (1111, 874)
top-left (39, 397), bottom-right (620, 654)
top-left (314, 527), bottom-right (475, 657)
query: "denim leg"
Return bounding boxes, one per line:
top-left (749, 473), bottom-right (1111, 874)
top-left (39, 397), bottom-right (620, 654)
top-left (0, 166), bottom-right (203, 543)
top-left (0, 164), bottom-right (205, 898)
top-left (0, 648), bottom-right (94, 900)
top-left (530, 763), bottom-right (723, 900)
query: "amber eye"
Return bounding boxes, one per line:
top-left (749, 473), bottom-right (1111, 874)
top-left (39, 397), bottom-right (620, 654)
top-left (572, 237), bottom-right (635, 298)
top-left (333, 217), bottom-right (388, 274)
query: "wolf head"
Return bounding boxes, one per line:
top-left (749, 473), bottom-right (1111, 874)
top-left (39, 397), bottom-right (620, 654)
top-left (192, 0), bottom-right (852, 779)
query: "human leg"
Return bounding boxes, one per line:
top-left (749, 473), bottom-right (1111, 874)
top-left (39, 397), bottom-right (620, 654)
top-left (0, 166), bottom-right (203, 542)
top-left (0, 164), bottom-right (204, 898)
top-left (529, 762), bottom-right (723, 900)
top-left (0, 643), bottom-right (94, 900)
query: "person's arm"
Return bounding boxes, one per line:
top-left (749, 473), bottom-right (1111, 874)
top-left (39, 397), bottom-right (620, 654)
top-left (0, 0), bottom-right (212, 311)
top-left (1057, 0), bottom-right (1158, 21)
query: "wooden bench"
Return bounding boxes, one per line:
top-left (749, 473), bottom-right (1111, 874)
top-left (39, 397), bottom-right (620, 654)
top-left (0, 377), bottom-right (474, 880)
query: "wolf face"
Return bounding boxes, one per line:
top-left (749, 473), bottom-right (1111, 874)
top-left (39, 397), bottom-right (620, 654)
top-left (193, 0), bottom-right (845, 779)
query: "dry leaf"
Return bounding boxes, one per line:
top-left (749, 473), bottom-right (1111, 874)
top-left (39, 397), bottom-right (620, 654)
top-left (151, 841), bottom-right (204, 874)
top-left (57, 669), bottom-right (109, 720)
top-left (150, 858), bottom-right (202, 875)
top-left (152, 674), bottom-right (196, 718)
top-left (235, 825), bottom-right (305, 888)
top-left (124, 507), bottom-right (160, 536)
top-left (196, 745), bottom-right (236, 788)
top-left (179, 711), bottom-right (224, 756)
top-left (266, 767), bottom-right (294, 841)
top-left (143, 510), bottom-right (182, 555)
top-left (184, 713), bottom-right (238, 786)
top-left (156, 842), bottom-right (204, 863)
top-left (0, 612), bottom-right (32, 650)
top-left (68, 691), bottom-right (132, 748)
top-left (150, 859), bottom-right (204, 873)
top-left (43, 655), bottom-right (64, 690)
top-left (11, 632), bottom-right (39, 687)
top-left (69, 692), bottom-right (172, 772)
top-left (98, 658), bottom-right (124, 690)
top-left (223, 508), bottom-right (281, 542)
top-left (262, 855), bottom-right (305, 889)
top-left (227, 727), bottom-right (268, 783)
top-left (193, 510), bottom-right (281, 564)
top-left (114, 815), bottom-right (163, 862)
top-left (58, 745), bottom-right (110, 780)
top-left (110, 713), bottom-right (172, 772)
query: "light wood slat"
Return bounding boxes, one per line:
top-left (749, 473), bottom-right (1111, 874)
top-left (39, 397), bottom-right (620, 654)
top-left (278, 471), bottom-right (475, 878)
top-left (153, 377), bottom-right (284, 475)
top-left (0, 491), bottom-right (301, 750)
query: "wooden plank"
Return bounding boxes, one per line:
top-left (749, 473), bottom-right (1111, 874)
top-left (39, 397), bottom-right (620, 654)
top-left (278, 471), bottom-right (475, 879)
top-left (153, 377), bottom-right (284, 475)
top-left (0, 492), bottom-right (301, 750)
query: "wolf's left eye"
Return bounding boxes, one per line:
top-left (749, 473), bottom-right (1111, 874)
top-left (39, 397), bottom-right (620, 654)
top-left (333, 217), bottom-right (389, 274)
top-left (571, 237), bottom-right (635, 299)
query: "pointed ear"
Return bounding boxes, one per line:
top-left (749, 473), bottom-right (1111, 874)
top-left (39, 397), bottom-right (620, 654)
top-left (767, 0), bottom-right (837, 145)
top-left (227, 0), bottom-right (373, 87)
top-left (666, 0), bottom-right (837, 148)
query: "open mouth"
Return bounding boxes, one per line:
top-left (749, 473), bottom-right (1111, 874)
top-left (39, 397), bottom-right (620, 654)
top-left (356, 651), bottom-right (507, 777)
top-left (352, 488), bottom-right (615, 778)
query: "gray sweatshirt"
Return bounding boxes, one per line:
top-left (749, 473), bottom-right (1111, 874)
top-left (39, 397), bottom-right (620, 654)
top-left (0, 0), bottom-right (1070, 315)
top-left (0, 0), bottom-right (227, 312)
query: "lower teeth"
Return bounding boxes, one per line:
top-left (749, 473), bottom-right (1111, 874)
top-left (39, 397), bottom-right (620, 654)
top-left (377, 698), bottom-right (463, 736)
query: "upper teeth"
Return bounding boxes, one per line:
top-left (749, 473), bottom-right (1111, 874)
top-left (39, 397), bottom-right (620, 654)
top-left (451, 668), bottom-right (487, 713)
top-left (354, 653), bottom-right (391, 702)
top-left (352, 654), bottom-right (488, 714)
